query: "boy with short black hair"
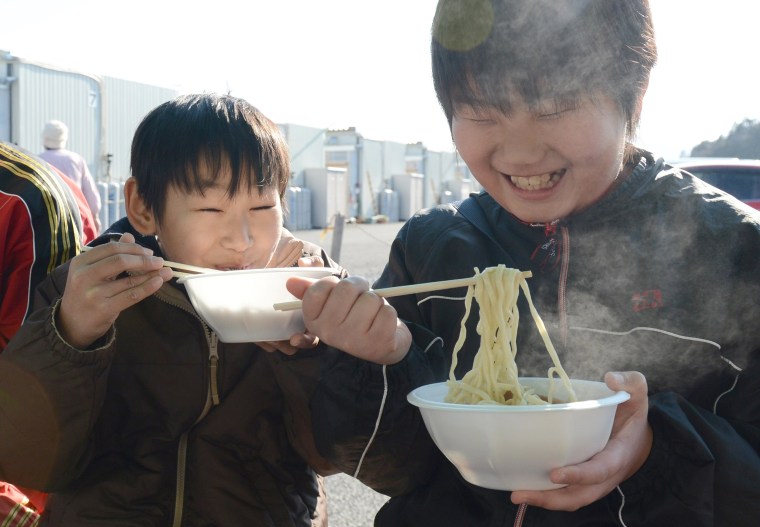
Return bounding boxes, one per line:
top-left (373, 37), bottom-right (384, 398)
top-left (291, 1), bottom-right (760, 525)
top-left (0, 93), bottom-right (344, 526)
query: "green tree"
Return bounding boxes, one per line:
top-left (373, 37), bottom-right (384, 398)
top-left (690, 119), bottom-right (760, 158)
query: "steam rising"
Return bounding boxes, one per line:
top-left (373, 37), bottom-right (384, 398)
top-left (432, 0), bottom-right (657, 134)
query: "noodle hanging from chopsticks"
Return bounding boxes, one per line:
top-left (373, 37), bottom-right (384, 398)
top-left (445, 265), bottom-right (577, 405)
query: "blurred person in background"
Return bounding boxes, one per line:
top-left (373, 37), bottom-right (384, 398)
top-left (39, 120), bottom-right (102, 233)
top-left (1, 141), bottom-right (96, 523)
top-left (53, 165), bottom-right (98, 243)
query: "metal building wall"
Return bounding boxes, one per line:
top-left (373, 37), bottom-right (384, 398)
top-left (8, 61), bottom-right (102, 176)
top-left (0, 53), bottom-right (13, 141)
top-left (0, 51), bottom-right (178, 183)
top-left (423, 150), bottom-right (476, 206)
top-left (361, 138), bottom-right (406, 219)
top-left (279, 123), bottom-right (326, 186)
top-left (381, 140), bottom-right (407, 186)
top-left (101, 76), bottom-right (178, 182)
top-left (360, 139), bottom-right (384, 219)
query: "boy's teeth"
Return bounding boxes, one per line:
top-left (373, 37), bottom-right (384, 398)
top-left (510, 171), bottom-right (561, 190)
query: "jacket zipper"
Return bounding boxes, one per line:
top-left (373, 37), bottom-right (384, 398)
top-left (208, 332), bottom-right (220, 405)
top-left (154, 293), bottom-right (222, 527)
top-left (533, 220), bottom-right (570, 345)
top-left (171, 329), bottom-right (221, 527)
top-left (558, 225), bottom-right (570, 345)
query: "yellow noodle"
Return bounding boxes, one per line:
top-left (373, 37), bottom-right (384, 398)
top-left (445, 265), bottom-right (577, 405)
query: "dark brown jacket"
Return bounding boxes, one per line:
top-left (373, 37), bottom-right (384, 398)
top-left (0, 218), bottom-right (345, 526)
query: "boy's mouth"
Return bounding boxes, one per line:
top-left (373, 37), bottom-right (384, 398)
top-left (509, 169), bottom-right (565, 191)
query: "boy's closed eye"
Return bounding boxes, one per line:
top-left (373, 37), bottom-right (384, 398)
top-left (536, 109), bottom-right (573, 120)
top-left (455, 107), bottom-right (499, 124)
top-left (198, 204), bottom-right (276, 213)
top-left (467, 117), bottom-right (497, 125)
top-left (535, 100), bottom-right (580, 120)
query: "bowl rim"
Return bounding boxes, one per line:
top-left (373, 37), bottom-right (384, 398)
top-left (407, 378), bottom-right (630, 412)
top-left (177, 267), bottom-right (335, 284)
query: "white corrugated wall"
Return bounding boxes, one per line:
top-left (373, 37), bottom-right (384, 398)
top-left (1, 51), bottom-right (178, 183)
top-left (9, 61), bottom-right (102, 177)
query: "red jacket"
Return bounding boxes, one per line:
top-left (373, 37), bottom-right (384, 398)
top-left (1, 142), bottom-right (94, 516)
top-left (1, 142), bottom-right (89, 349)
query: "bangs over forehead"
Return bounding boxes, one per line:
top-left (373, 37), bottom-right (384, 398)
top-left (432, 0), bottom-right (656, 126)
top-left (131, 94), bottom-right (290, 219)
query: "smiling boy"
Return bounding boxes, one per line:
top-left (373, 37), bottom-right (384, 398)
top-left (293, 1), bottom-right (760, 525)
top-left (0, 93), bottom-right (344, 526)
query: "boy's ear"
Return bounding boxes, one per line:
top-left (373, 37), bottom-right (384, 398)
top-left (124, 177), bottom-right (157, 235)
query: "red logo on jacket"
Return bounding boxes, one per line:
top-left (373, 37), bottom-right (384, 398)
top-left (632, 289), bottom-right (663, 312)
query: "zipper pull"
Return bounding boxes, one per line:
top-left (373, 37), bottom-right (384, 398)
top-left (531, 221), bottom-right (561, 273)
top-left (209, 332), bottom-right (220, 406)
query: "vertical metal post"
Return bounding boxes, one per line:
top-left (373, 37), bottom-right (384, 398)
top-left (331, 213), bottom-right (345, 263)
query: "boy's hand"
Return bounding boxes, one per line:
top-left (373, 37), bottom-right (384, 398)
top-left (510, 371), bottom-right (652, 511)
top-left (258, 242), bottom-right (326, 355)
top-left (58, 233), bottom-right (173, 349)
top-left (257, 332), bottom-right (320, 356)
top-left (268, 230), bottom-right (327, 269)
top-left (285, 275), bottom-right (412, 365)
top-left (267, 237), bottom-right (305, 268)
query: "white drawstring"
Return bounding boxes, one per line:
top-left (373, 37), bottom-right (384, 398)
top-left (616, 486), bottom-right (629, 526)
top-left (353, 364), bottom-right (389, 479)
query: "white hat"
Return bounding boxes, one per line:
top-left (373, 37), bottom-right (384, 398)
top-left (42, 120), bottom-right (69, 149)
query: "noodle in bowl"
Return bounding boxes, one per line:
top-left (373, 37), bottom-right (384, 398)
top-left (407, 377), bottom-right (630, 491)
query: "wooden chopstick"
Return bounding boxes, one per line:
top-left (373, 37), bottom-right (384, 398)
top-left (171, 271), bottom-right (201, 279)
top-left (273, 276), bottom-right (479, 312)
top-left (80, 245), bottom-right (216, 276)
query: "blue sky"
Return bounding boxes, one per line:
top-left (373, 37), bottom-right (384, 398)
top-left (4, 0), bottom-right (759, 159)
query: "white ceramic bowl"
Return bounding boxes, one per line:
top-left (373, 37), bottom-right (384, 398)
top-left (407, 378), bottom-right (630, 491)
top-left (178, 267), bottom-right (334, 343)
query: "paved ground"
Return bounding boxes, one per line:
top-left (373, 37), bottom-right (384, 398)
top-left (293, 220), bottom-right (404, 526)
top-left (294, 220), bottom-right (405, 284)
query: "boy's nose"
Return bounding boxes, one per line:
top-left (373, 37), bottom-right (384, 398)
top-left (222, 217), bottom-right (254, 251)
top-left (494, 126), bottom-right (545, 168)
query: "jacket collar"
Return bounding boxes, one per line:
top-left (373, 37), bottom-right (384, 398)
top-left (93, 216), bottom-right (163, 255)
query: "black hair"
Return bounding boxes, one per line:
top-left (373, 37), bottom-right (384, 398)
top-left (432, 0), bottom-right (657, 154)
top-left (130, 93), bottom-right (290, 221)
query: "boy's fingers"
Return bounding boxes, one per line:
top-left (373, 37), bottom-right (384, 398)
top-left (117, 232), bottom-right (136, 244)
top-left (86, 271), bottom-right (165, 307)
top-left (297, 255), bottom-right (324, 268)
top-left (308, 276), bottom-right (369, 324)
top-left (257, 341), bottom-right (298, 355)
top-left (110, 272), bottom-right (168, 309)
top-left (285, 276), bottom-right (320, 300)
top-left (79, 253), bottom-right (165, 283)
top-left (268, 239), bottom-right (304, 268)
top-left (290, 332), bottom-right (320, 348)
top-left (604, 371), bottom-right (647, 401)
